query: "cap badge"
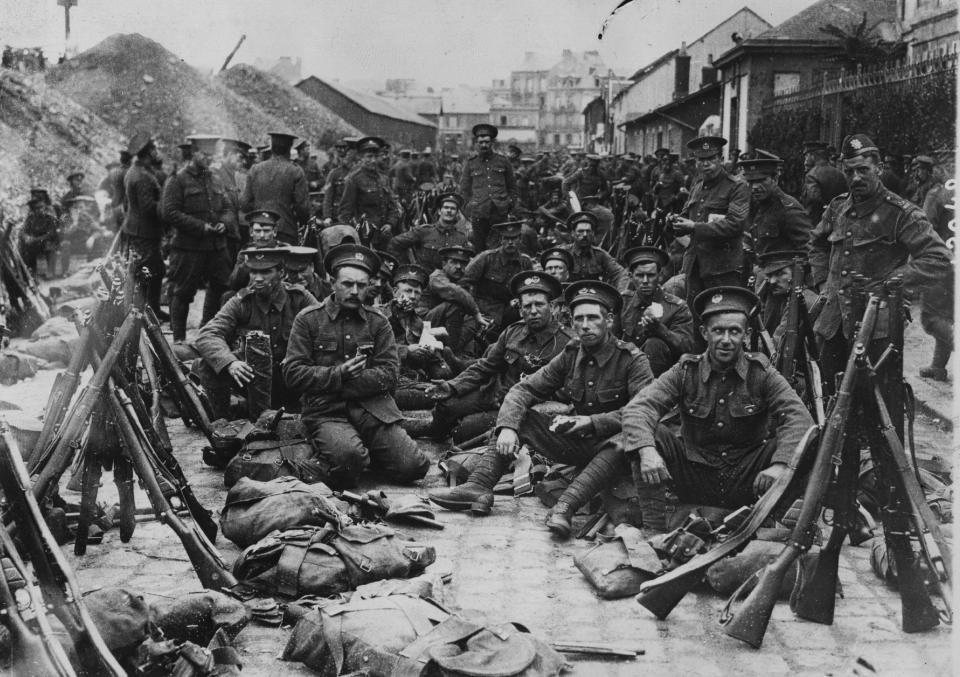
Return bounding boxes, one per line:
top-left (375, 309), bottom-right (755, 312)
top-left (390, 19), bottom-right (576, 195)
top-left (354, 253), bottom-right (365, 261)
top-left (702, 142), bottom-right (711, 150)
top-left (524, 277), bottom-right (540, 286)
top-left (581, 287), bottom-right (597, 296)
top-left (712, 293), bottom-right (723, 304)
top-left (850, 138), bottom-right (862, 150)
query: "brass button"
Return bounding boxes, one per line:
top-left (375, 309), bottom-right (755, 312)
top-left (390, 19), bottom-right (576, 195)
top-left (588, 381), bottom-right (594, 386)
top-left (844, 250), bottom-right (850, 255)
top-left (718, 398), bottom-right (725, 404)
top-left (841, 270), bottom-right (848, 276)
top-left (721, 451), bottom-right (728, 457)
top-left (717, 422), bottom-right (724, 428)
top-left (846, 231), bottom-right (853, 236)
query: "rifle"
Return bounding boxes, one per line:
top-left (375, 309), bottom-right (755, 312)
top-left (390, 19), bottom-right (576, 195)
top-left (634, 424), bottom-right (819, 619)
top-left (29, 310), bottom-right (141, 504)
top-left (105, 384), bottom-right (236, 591)
top-left (0, 422), bottom-right (126, 676)
top-left (141, 305), bottom-right (214, 441)
top-left (334, 490), bottom-right (445, 530)
top-left (719, 294), bottom-right (879, 648)
top-left (0, 529), bottom-right (78, 676)
top-left (776, 258), bottom-right (804, 379)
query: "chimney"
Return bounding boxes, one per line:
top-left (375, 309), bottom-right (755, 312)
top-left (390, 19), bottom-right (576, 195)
top-left (562, 49), bottom-right (572, 58)
top-left (674, 52), bottom-right (691, 99)
top-left (701, 67), bottom-right (717, 85)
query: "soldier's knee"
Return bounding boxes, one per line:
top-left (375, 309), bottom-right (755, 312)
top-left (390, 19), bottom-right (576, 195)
top-left (641, 337), bottom-right (674, 376)
top-left (311, 433), bottom-right (369, 487)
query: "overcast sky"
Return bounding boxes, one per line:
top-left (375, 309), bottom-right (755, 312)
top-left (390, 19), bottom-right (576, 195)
top-left (2, 0), bottom-right (816, 88)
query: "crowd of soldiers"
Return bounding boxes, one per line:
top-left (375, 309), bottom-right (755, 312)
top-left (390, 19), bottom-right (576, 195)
top-left (20, 119), bottom-right (953, 539)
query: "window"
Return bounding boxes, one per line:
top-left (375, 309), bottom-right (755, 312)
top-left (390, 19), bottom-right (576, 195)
top-left (566, 133), bottom-right (573, 143)
top-left (500, 115), bottom-right (507, 125)
top-left (554, 134), bottom-right (561, 145)
top-left (447, 115), bottom-right (457, 127)
top-left (773, 72), bottom-right (801, 96)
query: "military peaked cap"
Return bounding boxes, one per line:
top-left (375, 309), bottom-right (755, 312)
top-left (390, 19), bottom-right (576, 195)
top-left (540, 246), bottom-right (574, 271)
top-left (693, 286), bottom-right (760, 319)
top-left (492, 220), bottom-right (524, 237)
top-left (282, 246), bottom-right (319, 272)
top-left (841, 134), bottom-right (879, 160)
top-left (564, 280), bottom-right (622, 314)
top-left (438, 191), bottom-right (464, 210)
top-left (394, 264), bottom-right (429, 288)
top-left (439, 245), bottom-right (474, 262)
top-left (623, 246), bottom-right (668, 271)
top-left (323, 244), bottom-right (381, 276)
top-left (510, 271), bottom-right (563, 300)
top-left (126, 132), bottom-right (154, 157)
top-left (187, 134), bottom-right (220, 152)
top-left (472, 123), bottom-right (498, 139)
top-left (245, 209), bottom-right (281, 226)
top-left (758, 250), bottom-right (807, 276)
top-left (356, 136), bottom-right (387, 153)
top-left (686, 135), bottom-right (727, 159)
top-left (241, 247), bottom-right (286, 271)
top-left (803, 140), bottom-right (829, 153)
top-left (566, 211), bottom-right (598, 229)
top-left (739, 157), bottom-right (782, 181)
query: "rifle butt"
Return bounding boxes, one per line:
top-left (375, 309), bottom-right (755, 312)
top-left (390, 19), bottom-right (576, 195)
top-left (721, 549), bottom-right (797, 648)
top-left (635, 569), bottom-right (700, 620)
top-left (890, 546), bottom-right (941, 633)
top-left (789, 534), bottom-right (844, 625)
top-left (113, 455), bottom-right (137, 543)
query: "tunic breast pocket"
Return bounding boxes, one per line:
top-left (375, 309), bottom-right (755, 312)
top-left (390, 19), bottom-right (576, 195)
top-left (730, 397), bottom-right (766, 425)
top-left (596, 386), bottom-right (626, 410)
top-left (182, 187), bottom-right (206, 213)
top-left (313, 334), bottom-right (340, 364)
top-left (682, 397), bottom-right (712, 420)
top-left (756, 217), bottom-right (780, 238)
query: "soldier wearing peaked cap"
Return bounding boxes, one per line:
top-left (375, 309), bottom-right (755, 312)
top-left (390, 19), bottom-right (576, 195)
top-left (561, 211), bottom-right (630, 292)
top-left (563, 151), bottom-right (609, 203)
top-left (338, 136), bottom-right (397, 247)
top-left (460, 123), bottom-right (518, 254)
top-left (460, 220), bottom-right (536, 336)
top-left (283, 245), bottom-right (331, 300)
top-left (283, 243), bottom-right (430, 488)
top-left (387, 191), bottom-right (471, 272)
top-left (618, 285), bottom-right (814, 517)
top-left (800, 140), bottom-right (848, 225)
top-left (390, 147), bottom-right (418, 204)
top-left (671, 135), bottom-right (751, 317)
top-left (294, 138), bottom-right (322, 191)
top-left (417, 245), bottom-right (485, 357)
top-left (756, 249), bottom-right (820, 361)
top-left (225, 209), bottom-right (286, 296)
top-left (195, 247), bottom-right (318, 427)
top-left (429, 277), bottom-right (654, 538)
top-left (618, 246), bottom-right (695, 376)
top-left (810, 133), bottom-right (952, 391)
top-left (240, 130), bottom-right (311, 246)
top-left (161, 133), bottom-right (234, 341)
top-left (425, 270), bottom-right (574, 443)
top-left (741, 155), bottom-right (812, 257)
top-left (121, 132), bottom-right (166, 315)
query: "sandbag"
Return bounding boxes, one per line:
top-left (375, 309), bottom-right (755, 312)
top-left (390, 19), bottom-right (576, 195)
top-left (574, 524), bottom-right (662, 599)
top-left (151, 591), bottom-right (250, 645)
top-left (281, 594), bottom-right (565, 677)
top-left (220, 476), bottom-right (349, 547)
top-left (705, 539), bottom-right (812, 597)
top-left (232, 525), bottom-right (436, 598)
top-left (223, 438), bottom-right (329, 488)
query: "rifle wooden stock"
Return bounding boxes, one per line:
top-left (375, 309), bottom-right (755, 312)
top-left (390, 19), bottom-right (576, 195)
top-left (0, 424), bottom-right (126, 676)
top-left (142, 306), bottom-right (214, 440)
top-left (30, 310), bottom-right (140, 503)
top-left (30, 302), bottom-right (101, 467)
top-left (105, 388), bottom-right (236, 591)
top-left (776, 259), bottom-right (804, 379)
top-left (0, 530), bottom-right (78, 677)
top-left (721, 295), bottom-right (880, 648)
top-left (635, 425), bottom-right (819, 619)
top-left (73, 419), bottom-right (103, 556)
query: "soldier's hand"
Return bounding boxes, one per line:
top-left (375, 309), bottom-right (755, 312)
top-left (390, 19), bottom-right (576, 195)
top-left (380, 223), bottom-right (393, 235)
top-left (632, 446), bottom-right (671, 485)
top-left (753, 462), bottom-right (787, 496)
top-left (340, 355), bottom-right (367, 380)
top-left (670, 216), bottom-right (695, 234)
top-left (425, 381), bottom-right (453, 400)
top-left (202, 223), bottom-right (219, 236)
top-left (495, 428), bottom-right (520, 458)
top-left (407, 344), bottom-right (432, 360)
top-left (227, 360), bottom-right (255, 388)
top-left (213, 222), bottom-right (226, 235)
top-left (551, 415), bottom-right (593, 437)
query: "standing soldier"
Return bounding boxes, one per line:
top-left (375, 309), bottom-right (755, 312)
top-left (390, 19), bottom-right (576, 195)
top-left (387, 192), bottom-right (471, 271)
top-left (428, 281), bottom-right (652, 537)
top-left (282, 244), bottom-right (430, 488)
top-left (809, 133), bottom-right (952, 384)
top-left (241, 131), bottom-right (311, 245)
top-left (338, 137), bottom-right (397, 247)
top-left (909, 155), bottom-right (939, 208)
top-left (459, 123), bottom-right (518, 253)
top-left (322, 139), bottom-right (356, 223)
top-left (19, 188), bottom-right (61, 278)
top-left (648, 151), bottom-right (686, 215)
top-left (295, 139), bottom-right (323, 191)
top-left (161, 134), bottom-right (233, 342)
top-left (391, 149), bottom-right (418, 206)
top-left (800, 140), bottom-right (847, 225)
top-left (563, 153), bottom-right (609, 203)
top-left (425, 272), bottom-right (574, 441)
top-left (121, 132), bottom-right (165, 317)
top-left (416, 147), bottom-right (440, 186)
top-left (461, 221), bottom-right (536, 332)
top-left (670, 136), bottom-right (750, 312)
top-left (619, 246), bottom-right (695, 376)
top-left (195, 248), bottom-right (318, 422)
top-left (214, 138), bottom-right (248, 263)
top-left (740, 155), bottom-right (812, 257)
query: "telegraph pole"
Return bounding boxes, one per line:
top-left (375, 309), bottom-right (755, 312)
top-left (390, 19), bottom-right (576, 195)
top-left (58, 0), bottom-right (77, 57)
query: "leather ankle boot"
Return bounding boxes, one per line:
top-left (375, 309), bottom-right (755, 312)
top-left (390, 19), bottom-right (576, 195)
top-left (547, 446), bottom-right (626, 539)
top-left (429, 451), bottom-right (510, 515)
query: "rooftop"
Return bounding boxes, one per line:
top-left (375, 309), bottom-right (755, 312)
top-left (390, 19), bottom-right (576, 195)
top-left (297, 76), bottom-right (436, 128)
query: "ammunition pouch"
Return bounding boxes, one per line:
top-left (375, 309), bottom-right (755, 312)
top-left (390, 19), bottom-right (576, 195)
top-left (220, 476), bottom-right (350, 548)
top-left (203, 418), bottom-right (256, 469)
top-left (232, 525), bottom-right (436, 598)
top-left (574, 524), bottom-right (662, 599)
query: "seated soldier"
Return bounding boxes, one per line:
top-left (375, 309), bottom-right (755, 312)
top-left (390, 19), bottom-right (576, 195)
top-left (387, 263), bottom-right (454, 383)
top-left (620, 287), bottom-right (813, 513)
top-left (429, 281), bottom-right (654, 538)
top-left (425, 272), bottom-right (574, 443)
top-left (386, 191), bottom-right (471, 271)
top-left (419, 245), bottom-right (484, 357)
top-left (460, 221), bottom-right (536, 336)
top-left (283, 245), bottom-right (331, 300)
top-left (195, 247), bottom-right (318, 422)
top-left (540, 246), bottom-right (574, 328)
top-left (363, 250), bottom-right (398, 308)
top-left (225, 209), bottom-right (283, 296)
top-left (757, 249), bottom-right (820, 360)
top-left (618, 246), bottom-right (695, 376)
top-left (283, 244), bottom-right (430, 488)
top-left (561, 211), bottom-right (630, 292)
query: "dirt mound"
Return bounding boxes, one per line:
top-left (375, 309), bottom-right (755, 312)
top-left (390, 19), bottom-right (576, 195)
top-left (0, 69), bottom-right (123, 220)
top-left (217, 64), bottom-right (359, 146)
top-left (47, 34), bottom-right (355, 153)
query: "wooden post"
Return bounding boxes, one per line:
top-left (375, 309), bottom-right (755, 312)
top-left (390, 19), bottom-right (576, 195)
top-left (57, 0), bottom-right (77, 55)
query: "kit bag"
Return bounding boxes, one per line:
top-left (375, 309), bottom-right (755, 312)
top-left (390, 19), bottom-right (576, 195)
top-left (223, 438), bottom-right (329, 488)
top-left (573, 524), bottom-right (662, 599)
top-left (220, 476), bottom-right (349, 548)
top-left (281, 594), bottom-right (565, 677)
top-left (232, 525), bottom-right (436, 598)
